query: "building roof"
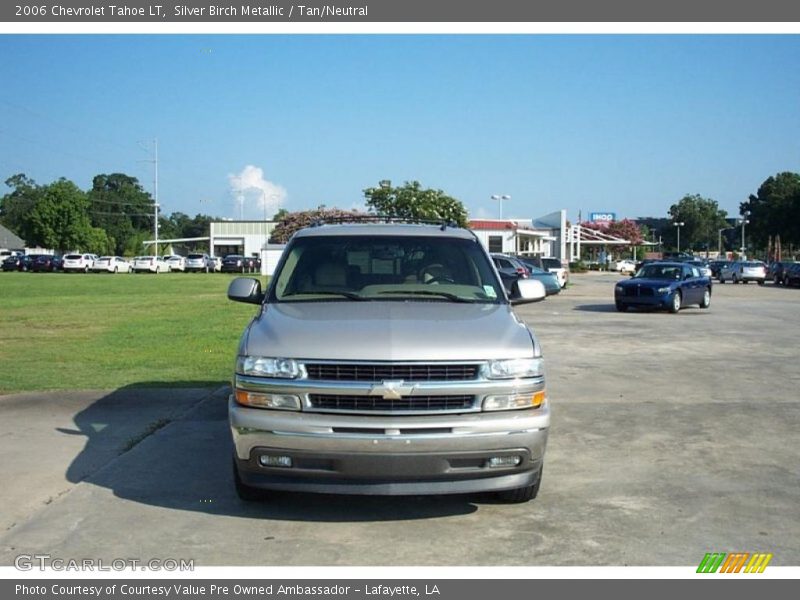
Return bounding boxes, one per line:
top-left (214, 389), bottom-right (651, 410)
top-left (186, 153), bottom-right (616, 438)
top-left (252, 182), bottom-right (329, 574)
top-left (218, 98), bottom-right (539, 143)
top-left (0, 223), bottom-right (25, 249)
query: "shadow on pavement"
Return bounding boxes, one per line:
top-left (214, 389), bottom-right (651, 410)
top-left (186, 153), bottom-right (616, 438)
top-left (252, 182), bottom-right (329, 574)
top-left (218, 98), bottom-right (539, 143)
top-left (62, 384), bottom-right (479, 522)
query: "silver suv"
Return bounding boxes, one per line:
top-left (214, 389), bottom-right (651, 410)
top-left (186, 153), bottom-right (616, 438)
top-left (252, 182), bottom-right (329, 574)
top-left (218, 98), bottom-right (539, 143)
top-left (227, 223), bottom-right (549, 503)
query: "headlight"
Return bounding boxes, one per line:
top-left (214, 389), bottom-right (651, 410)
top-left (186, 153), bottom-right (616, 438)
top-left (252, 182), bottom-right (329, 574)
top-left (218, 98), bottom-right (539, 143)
top-left (615, 285), bottom-right (624, 293)
top-left (483, 390), bottom-right (546, 411)
top-left (236, 356), bottom-right (304, 379)
top-left (484, 358), bottom-right (544, 380)
top-left (657, 286), bottom-right (672, 294)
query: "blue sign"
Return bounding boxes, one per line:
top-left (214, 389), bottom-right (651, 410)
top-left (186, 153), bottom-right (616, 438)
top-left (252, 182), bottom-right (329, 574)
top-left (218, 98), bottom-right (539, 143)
top-left (590, 212), bottom-right (616, 222)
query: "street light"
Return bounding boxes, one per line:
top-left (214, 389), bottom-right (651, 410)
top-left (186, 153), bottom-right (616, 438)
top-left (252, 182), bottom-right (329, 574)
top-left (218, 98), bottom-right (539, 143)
top-left (491, 194), bottom-right (511, 219)
top-left (740, 212), bottom-right (750, 259)
top-left (674, 222), bottom-right (685, 253)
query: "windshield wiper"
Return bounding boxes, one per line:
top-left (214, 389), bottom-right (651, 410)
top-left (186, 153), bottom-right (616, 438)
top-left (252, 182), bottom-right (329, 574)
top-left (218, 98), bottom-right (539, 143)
top-left (375, 290), bottom-right (479, 303)
top-left (283, 290), bottom-right (367, 301)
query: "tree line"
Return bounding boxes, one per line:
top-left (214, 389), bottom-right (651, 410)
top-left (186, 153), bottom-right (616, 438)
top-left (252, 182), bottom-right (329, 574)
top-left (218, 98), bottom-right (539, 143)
top-left (0, 173), bottom-right (220, 254)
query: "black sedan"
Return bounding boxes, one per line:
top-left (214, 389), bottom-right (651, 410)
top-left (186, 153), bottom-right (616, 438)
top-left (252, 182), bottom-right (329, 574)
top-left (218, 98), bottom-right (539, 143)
top-left (220, 254), bottom-right (257, 273)
top-left (614, 262), bottom-right (712, 313)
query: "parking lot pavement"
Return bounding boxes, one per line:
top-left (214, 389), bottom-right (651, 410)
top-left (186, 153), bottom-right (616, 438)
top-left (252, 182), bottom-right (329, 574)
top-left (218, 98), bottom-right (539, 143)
top-left (1, 273), bottom-right (798, 566)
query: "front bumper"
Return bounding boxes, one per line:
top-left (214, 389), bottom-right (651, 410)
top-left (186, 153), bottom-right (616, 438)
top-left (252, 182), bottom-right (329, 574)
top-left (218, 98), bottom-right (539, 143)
top-left (615, 291), bottom-right (672, 308)
top-left (230, 387), bottom-right (549, 495)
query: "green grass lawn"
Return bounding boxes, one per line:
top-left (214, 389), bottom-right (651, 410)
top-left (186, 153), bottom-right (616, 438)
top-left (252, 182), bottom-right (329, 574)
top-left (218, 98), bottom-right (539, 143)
top-left (0, 272), bottom-right (264, 393)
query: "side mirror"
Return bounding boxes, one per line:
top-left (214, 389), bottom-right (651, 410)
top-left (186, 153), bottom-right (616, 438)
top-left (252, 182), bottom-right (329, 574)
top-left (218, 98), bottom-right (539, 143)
top-left (228, 277), bottom-right (264, 304)
top-left (510, 278), bottom-right (546, 305)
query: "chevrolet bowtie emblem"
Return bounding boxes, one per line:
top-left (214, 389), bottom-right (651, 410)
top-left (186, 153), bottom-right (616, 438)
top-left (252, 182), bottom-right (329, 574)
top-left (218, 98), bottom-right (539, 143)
top-left (369, 380), bottom-right (415, 400)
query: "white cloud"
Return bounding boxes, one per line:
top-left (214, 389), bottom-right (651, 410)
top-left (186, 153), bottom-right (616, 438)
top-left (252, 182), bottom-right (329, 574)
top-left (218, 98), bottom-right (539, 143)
top-left (227, 165), bottom-right (287, 220)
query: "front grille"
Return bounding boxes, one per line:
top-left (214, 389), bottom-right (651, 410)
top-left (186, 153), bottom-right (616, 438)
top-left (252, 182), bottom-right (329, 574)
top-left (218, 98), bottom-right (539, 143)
top-left (624, 287), bottom-right (654, 297)
top-left (308, 394), bottom-right (476, 413)
top-left (304, 363), bottom-right (480, 382)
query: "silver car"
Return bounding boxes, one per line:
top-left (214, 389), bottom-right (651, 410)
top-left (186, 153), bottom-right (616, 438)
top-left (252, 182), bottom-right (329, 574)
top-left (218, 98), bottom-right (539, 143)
top-left (227, 223), bottom-right (549, 503)
top-left (719, 261), bottom-right (766, 285)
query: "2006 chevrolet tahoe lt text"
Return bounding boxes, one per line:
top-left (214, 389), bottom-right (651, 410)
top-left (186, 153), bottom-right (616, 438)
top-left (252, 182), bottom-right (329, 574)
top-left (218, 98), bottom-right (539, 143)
top-left (227, 222), bottom-right (550, 503)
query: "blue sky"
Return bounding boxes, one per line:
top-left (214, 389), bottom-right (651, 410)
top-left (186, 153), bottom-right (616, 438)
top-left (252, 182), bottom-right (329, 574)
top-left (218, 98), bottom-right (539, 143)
top-left (1, 34), bottom-right (799, 222)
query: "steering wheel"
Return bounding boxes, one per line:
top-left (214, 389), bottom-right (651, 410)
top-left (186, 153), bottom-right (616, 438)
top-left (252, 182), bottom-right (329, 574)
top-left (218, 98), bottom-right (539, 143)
top-left (425, 275), bottom-right (455, 284)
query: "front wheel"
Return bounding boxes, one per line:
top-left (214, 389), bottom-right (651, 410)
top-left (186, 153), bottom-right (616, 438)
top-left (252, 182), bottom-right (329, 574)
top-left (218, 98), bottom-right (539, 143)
top-left (233, 459), bottom-right (266, 502)
top-left (700, 288), bottom-right (711, 309)
top-left (496, 465), bottom-right (542, 503)
top-left (669, 291), bottom-right (682, 314)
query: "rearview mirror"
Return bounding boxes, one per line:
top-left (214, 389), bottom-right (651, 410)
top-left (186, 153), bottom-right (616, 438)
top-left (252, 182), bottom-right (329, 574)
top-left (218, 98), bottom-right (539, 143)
top-left (228, 278), bottom-right (264, 304)
top-left (510, 278), bottom-right (546, 305)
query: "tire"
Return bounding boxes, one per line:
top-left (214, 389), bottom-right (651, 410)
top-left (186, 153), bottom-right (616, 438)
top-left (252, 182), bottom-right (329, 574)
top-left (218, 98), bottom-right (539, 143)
top-left (733, 275), bottom-right (739, 284)
top-left (233, 459), bottom-right (265, 502)
top-left (700, 288), bottom-right (711, 309)
top-left (113, 267), bottom-right (118, 274)
top-left (718, 276), bottom-right (724, 284)
top-left (615, 302), bottom-right (628, 312)
top-left (669, 291), bottom-right (682, 314)
top-left (758, 280), bottom-right (765, 286)
top-left (496, 465), bottom-right (543, 504)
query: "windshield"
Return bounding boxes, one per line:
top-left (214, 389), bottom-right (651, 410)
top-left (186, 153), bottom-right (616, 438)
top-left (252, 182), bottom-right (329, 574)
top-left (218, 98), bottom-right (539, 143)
top-left (271, 235), bottom-right (504, 303)
top-left (635, 264), bottom-right (683, 280)
top-left (540, 258), bottom-right (560, 270)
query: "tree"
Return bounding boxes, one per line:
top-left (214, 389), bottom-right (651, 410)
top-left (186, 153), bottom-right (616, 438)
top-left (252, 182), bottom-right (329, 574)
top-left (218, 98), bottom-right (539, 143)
top-left (363, 180), bottom-right (468, 227)
top-left (88, 173), bottom-right (155, 254)
top-left (270, 207), bottom-right (364, 243)
top-left (740, 172), bottom-right (800, 250)
top-left (668, 194), bottom-right (729, 252)
top-left (2, 176), bottom-right (102, 252)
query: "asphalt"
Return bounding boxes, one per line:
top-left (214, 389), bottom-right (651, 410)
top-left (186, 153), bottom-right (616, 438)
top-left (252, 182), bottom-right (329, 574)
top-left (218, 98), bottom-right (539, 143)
top-left (1, 272), bottom-right (798, 566)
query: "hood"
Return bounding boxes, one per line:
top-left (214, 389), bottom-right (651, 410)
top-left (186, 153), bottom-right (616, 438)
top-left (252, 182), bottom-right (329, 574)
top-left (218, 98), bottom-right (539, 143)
top-left (241, 301), bottom-right (537, 361)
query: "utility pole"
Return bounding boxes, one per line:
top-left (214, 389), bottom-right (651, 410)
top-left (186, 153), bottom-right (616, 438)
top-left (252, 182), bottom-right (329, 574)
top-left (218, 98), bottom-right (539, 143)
top-left (139, 138), bottom-right (160, 256)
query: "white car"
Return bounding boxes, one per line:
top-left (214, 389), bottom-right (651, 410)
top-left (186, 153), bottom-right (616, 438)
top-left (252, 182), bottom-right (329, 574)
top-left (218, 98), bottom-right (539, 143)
top-left (614, 259), bottom-right (637, 274)
top-left (132, 255), bottom-right (168, 273)
top-left (208, 256), bottom-right (222, 272)
top-left (91, 256), bottom-right (131, 274)
top-left (62, 253), bottom-right (98, 273)
top-left (163, 255), bottom-right (185, 272)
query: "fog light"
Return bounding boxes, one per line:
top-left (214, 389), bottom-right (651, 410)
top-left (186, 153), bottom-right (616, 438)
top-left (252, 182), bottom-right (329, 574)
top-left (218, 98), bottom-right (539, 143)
top-left (488, 456), bottom-right (522, 468)
top-left (259, 455), bottom-right (293, 468)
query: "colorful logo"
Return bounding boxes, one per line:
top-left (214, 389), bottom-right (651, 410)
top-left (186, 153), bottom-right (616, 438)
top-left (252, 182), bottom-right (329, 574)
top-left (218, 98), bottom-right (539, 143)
top-left (697, 552), bottom-right (773, 573)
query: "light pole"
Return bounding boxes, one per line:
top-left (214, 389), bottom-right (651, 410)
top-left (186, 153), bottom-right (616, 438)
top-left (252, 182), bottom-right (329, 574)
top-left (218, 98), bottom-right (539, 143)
top-left (740, 212), bottom-right (750, 259)
top-left (674, 222), bottom-right (684, 253)
top-left (491, 194), bottom-right (511, 219)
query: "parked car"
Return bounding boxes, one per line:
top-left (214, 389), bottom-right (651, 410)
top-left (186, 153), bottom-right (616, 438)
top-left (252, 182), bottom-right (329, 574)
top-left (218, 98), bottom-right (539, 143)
top-left (163, 255), bottom-right (185, 272)
top-left (208, 256), bottom-right (223, 272)
top-left (613, 259), bottom-right (637, 274)
top-left (781, 262), bottom-right (800, 287)
top-left (2, 254), bottom-right (26, 271)
top-left (718, 261), bottom-right (766, 285)
top-left (686, 259), bottom-right (713, 279)
top-left (227, 222), bottom-right (548, 503)
top-left (516, 262), bottom-right (560, 296)
top-left (132, 255), bottom-right (168, 273)
top-left (522, 256), bottom-right (569, 288)
top-left (708, 260), bottom-right (729, 279)
top-left (62, 253), bottom-right (97, 273)
top-left (768, 261), bottom-right (796, 285)
top-left (185, 253), bottom-right (212, 273)
top-left (491, 254), bottom-right (530, 280)
top-left (92, 256), bottom-right (132, 274)
top-left (221, 254), bottom-right (257, 273)
top-left (614, 261), bottom-right (712, 313)
top-left (31, 254), bottom-right (61, 272)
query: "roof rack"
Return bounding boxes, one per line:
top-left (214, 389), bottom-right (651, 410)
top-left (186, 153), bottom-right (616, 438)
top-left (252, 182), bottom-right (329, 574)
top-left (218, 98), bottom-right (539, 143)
top-left (308, 215), bottom-right (463, 230)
